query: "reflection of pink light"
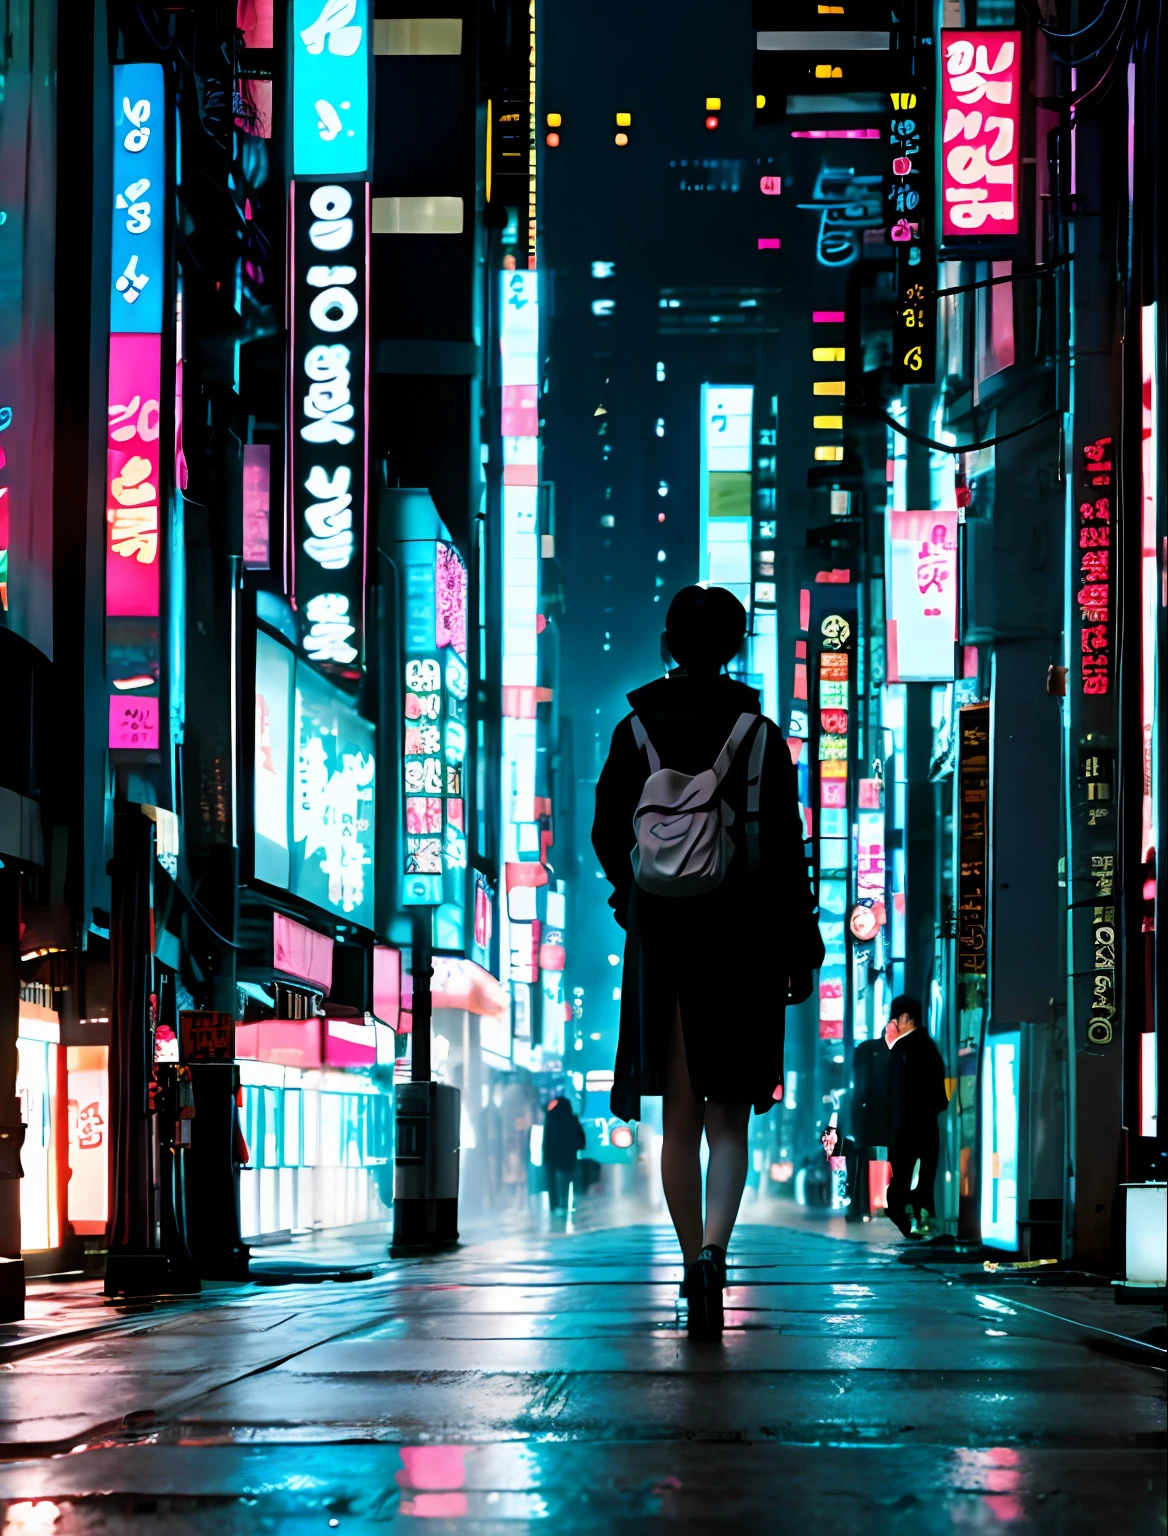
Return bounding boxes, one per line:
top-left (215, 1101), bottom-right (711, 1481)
top-left (243, 444), bottom-right (271, 569)
top-left (791, 128), bottom-right (880, 139)
top-left (273, 911), bottom-right (334, 991)
top-left (757, 237), bottom-right (781, 250)
top-left (402, 1495), bottom-right (470, 1518)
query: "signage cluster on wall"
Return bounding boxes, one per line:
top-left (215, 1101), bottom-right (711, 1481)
top-left (813, 588), bottom-right (857, 1043)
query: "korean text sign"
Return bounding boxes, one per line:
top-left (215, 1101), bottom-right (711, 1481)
top-left (940, 30), bottom-right (1022, 239)
top-left (111, 64), bottom-right (165, 333)
top-left (290, 180), bottom-right (369, 671)
top-left (887, 510), bottom-right (958, 682)
top-left (292, 0), bottom-right (370, 177)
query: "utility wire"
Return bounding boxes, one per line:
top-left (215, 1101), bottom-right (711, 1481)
top-left (935, 258), bottom-right (1071, 299)
top-left (879, 406), bottom-right (1062, 455)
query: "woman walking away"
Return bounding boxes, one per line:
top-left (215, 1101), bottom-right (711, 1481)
top-left (592, 586), bottom-right (823, 1338)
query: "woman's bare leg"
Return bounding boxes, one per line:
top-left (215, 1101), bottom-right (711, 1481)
top-left (702, 1102), bottom-right (751, 1253)
top-left (660, 1007), bottom-right (705, 1266)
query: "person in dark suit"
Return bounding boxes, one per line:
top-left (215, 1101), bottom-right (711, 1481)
top-left (543, 1095), bottom-right (586, 1212)
top-left (849, 1036), bottom-right (891, 1220)
top-left (592, 586), bottom-right (823, 1336)
top-left (883, 994), bottom-right (949, 1237)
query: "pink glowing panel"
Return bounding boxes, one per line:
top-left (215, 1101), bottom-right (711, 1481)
top-left (941, 30), bottom-right (1022, 237)
top-left (242, 443), bottom-right (271, 569)
top-left (324, 1018), bottom-right (377, 1068)
top-left (813, 311), bottom-right (845, 323)
top-left (106, 332), bottom-right (162, 617)
top-left (791, 128), bottom-right (881, 139)
top-left (501, 384), bottom-right (539, 437)
top-left (273, 911), bottom-right (334, 992)
top-left (887, 509), bottom-right (959, 681)
top-left (109, 695), bottom-right (159, 750)
top-left (757, 238), bottom-right (781, 250)
top-left (373, 944), bottom-right (402, 1029)
top-left (759, 175), bottom-right (782, 195)
top-left (436, 541), bottom-right (468, 658)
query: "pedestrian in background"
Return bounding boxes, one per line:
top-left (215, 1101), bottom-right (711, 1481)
top-left (883, 995), bottom-right (949, 1238)
top-left (543, 1094), bottom-right (586, 1213)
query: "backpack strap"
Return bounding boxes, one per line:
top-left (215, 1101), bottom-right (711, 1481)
top-left (629, 714), bottom-right (661, 775)
top-left (711, 713), bottom-right (759, 782)
top-left (745, 720), bottom-right (767, 871)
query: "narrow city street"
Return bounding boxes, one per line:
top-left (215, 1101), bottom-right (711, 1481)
top-left (1, 1214), bottom-right (1163, 1531)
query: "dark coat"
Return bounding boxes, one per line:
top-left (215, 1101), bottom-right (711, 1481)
top-left (543, 1098), bottom-right (586, 1169)
top-left (592, 672), bottom-right (824, 1120)
top-left (853, 1037), bottom-right (891, 1146)
top-left (886, 1027), bottom-right (949, 1143)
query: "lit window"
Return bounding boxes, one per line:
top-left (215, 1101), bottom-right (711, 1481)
top-left (655, 418), bottom-right (665, 436)
top-left (656, 361), bottom-right (666, 381)
top-left (372, 196), bottom-right (464, 234)
top-left (818, 4), bottom-right (844, 11)
top-left (756, 94), bottom-right (766, 109)
top-left (813, 346), bottom-right (845, 362)
top-left (814, 446), bottom-right (844, 461)
top-left (374, 17), bottom-right (462, 53)
top-left (615, 133), bottom-right (629, 147)
top-left (600, 515), bottom-right (615, 527)
top-left (813, 415), bottom-right (843, 429)
top-left (657, 482), bottom-right (669, 497)
top-left (815, 64), bottom-right (843, 78)
top-left (546, 112), bottom-right (562, 127)
top-left (706, 96), bottom-right (722, 110)
top-left (813, 381), bottom-right (845, 395)
top-left (546, 133), bottom-right (560, 147)
top-left (615, 111), bottom-right (632, 126)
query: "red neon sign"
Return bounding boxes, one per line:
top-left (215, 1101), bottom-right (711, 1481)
top-left (940, 30), bottom-right (1022, 239)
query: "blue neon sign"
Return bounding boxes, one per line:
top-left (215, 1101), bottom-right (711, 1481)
top-left (292, 0), bottom-right (371, 178)
top-left (110, 64), bottom-right (166, 334)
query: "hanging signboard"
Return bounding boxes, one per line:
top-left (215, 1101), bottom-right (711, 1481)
top-left (957, 704), bottom-right (989, 977)
top-left (292, 0), bottom-right (371, 178)
top-left (940, 29), bottom-right (1023, 241)
top-left (110, 63), bottom-right (166, 334)
top-left (888, 32), bottom-right (936, 384)
top-left (887, 509), bottom-right (958, 682)
top-left (289, 179), bottom-right (369, 674)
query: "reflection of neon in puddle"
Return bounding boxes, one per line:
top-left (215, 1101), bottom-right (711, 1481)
top-left (3, 1504), bottom-right (60, 1533)
top-left (401, 1493), bottom-right (470, 1518)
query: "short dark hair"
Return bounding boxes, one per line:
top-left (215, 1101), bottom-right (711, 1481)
top-left (889, 994), bottom-right (922, 1026)
top-left (665, 585), bottom-right (747, 673)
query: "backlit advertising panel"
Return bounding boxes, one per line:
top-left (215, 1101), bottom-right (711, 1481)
top-left (110, 64), bottom-right (165, 334)
top-left (940, 30), bottom-right (1022, 240)
top-left (401, 539), bottom-right (470, 907)
top-left (887, 510), bottom-right (957, 682)
top-left (252, 627), bottom-right (376, 929)
top-left (289, 180), bottom-right (369, 673)
top-left (292, 0), bottom-right (370, 178)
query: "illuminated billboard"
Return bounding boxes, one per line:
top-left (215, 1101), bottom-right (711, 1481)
top-left (107, 63), bottom-right (167, 752)
top-left (292, 0), bottom-right (370, 178)
top-left (289, 180), bottom-right (370, 673)
top-left (253, 627), bottom-right (376, 928)
top-left (401, 540), bottom-right (470, 907)
top-left (940, 30), bottom-right (1022, 239)
top-left (500, 268), bottom-right (542, 1005)
top-left (886, 510), bottom-right (957, 682)
top-left (110, 64), bottom-right (165, 334)
top-left (699, 384), bottom-right (753, 612)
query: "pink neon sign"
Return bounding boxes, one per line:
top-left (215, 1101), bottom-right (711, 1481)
top-left (106, 332), bottom-right (162, 617)
top-left (941, 30), bottom-right (1022, 238)
top-left (887, 510), bottom-right (958, 682)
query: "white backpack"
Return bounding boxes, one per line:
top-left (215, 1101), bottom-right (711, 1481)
top-left (629, 712), bottom-right (766, 897)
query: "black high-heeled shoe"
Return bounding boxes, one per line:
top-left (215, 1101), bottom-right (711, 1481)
top-left (683, 1247), bottom-right (724, 1340)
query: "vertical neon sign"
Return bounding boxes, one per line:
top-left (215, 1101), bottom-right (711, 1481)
top-left (940, 30), bottom-right (1022, 239)
top-left (107, 64), bottom-right (166, 751)
top-left (292, 0), bottom-right (371, 178)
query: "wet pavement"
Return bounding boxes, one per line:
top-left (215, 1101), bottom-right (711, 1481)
top-left (0, 1211), bottom-right (1163, 1532)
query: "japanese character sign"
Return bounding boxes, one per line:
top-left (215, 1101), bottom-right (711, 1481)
top-left (110, 65), bottom-right (165, 332)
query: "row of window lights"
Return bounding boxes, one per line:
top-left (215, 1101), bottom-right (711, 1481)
top-left (545, 100), bottom-right (729, 146)
top-left (815, 341), bottom-right (845, 458)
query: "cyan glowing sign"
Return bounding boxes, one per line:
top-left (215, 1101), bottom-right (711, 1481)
top-left (293, 0), bottom-right (370, 178)
top-left (111, 63), bottom-right (165, 334)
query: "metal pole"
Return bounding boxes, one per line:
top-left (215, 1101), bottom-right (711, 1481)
top-left (411, 908), bottom-right (433, 1083)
